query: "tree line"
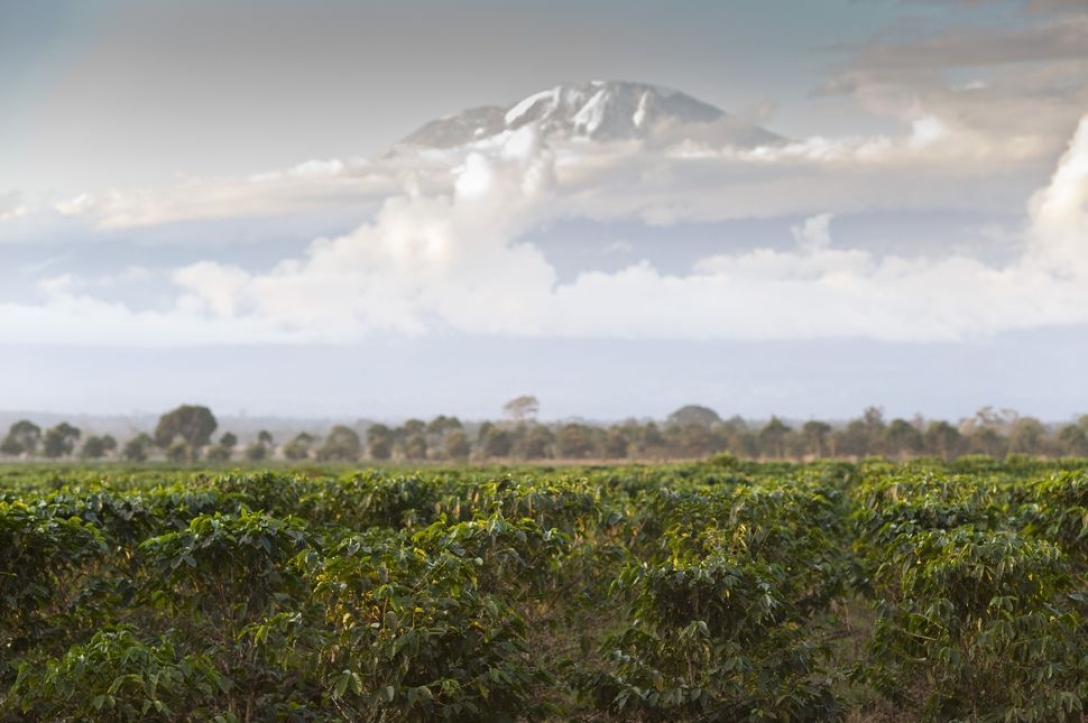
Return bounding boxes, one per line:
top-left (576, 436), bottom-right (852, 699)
top-left (2, 401), bottom-right (1087, 464)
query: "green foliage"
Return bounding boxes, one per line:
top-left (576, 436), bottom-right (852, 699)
top-left (139, 509), bottom-right (312, 622)
top-left (0, 502), bottom-right (105, 660)
top-left (11, 628), bottom-right (226, 721)
top-left (1, 461), bottom-right (1088, 721)
top-left (588, 552), bottom-right (841, 722)
top-left (305, 532), bottom-right (550, 721)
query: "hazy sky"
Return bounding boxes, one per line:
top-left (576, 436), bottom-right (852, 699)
top-left (2, 0), bottom-right (1087, 421)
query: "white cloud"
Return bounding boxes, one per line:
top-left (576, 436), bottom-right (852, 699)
top-left (791, 213), bottom-right (834, 252)
top-left (164, 113), bottom-right (1088, 345)
top-left (6, 112), bottom-right (1088, 346)
top-left (25, 95), bottom-right (1059, 239)
top-left (0, 192), bottom-right (27, 222)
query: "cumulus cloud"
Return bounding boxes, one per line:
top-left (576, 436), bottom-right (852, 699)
top-left (6, 105), bottom-right (1088, 346)
top-left (161, 113), bottom-right (1088, 345)
top-left (174, 127), bottom-right (559, 337)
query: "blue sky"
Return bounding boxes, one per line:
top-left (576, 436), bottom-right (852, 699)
top-left (1, 0), bottom-right (1087, 421)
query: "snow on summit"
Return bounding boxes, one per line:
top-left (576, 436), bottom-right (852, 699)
top-left (398, 81), bottom-right (784, 150)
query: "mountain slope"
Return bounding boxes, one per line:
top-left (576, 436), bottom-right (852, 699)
top-left (397, 80), bottom-right (783, 150)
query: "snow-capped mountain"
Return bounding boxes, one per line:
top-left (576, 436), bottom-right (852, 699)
top-left (396, 80), bottom-right (783, 150)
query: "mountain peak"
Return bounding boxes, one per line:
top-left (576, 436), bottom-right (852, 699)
top-left (397, 80), bottom-right (781, 150)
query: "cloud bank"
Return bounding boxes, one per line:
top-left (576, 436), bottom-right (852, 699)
top-left (152, 113), bottom-right (1088, 344)
top-left (7, 84), bottom-right (1088, 346)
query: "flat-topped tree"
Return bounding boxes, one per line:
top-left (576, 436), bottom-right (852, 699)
top-left (503, 395), bottom-right (540, 423)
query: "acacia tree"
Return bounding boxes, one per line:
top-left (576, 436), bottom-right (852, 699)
top-left (502, 395), bottom-right (540, 423)
top-left (154, 405), bottom-right (217, 463)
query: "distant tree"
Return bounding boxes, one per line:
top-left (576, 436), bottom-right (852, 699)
top-left (205, 444), bottom-right (232, 462)
top-left (244, 442), bottom-right (268, 462)
top-left (884, 419), bottom-right (923, 458)
top-left (517, 424), bottom-right (554, 460)
top-left (667, 423), bottom-right (720, 458)
top-left (1057, 424), bottom-right (1088, 457)
top-left (758, 417), bottom-right (791, 459)
top-left (555, 423), bottom-right (598, 459)
top-left (403, 432), bottom-right (428, 461)
top-left (728, 428), bottom-right (761, 459)
top-left (639, 422), bottom-right (667, 458)
top-left (968, 406), bottom-right (1019, 434)
top-left (402, 419), bottom-right (427, 437)
top-left (503, 395), bottom-right (540, 423)
top-left (443, 429), bottom-right (471, 461)
top-left (244, 430), bottom-right (274, 458)
top-left (367, 424), bottom-right (394, 461)
top-left (833, 420), bottom-right (869, 458)
top-left (925, 421), bottom-right (963, 460)
top-left (608, 421), bottom-right (645, 458)
top-left (283, 433), bottom-right (315, 461)
top-left (601, 428), bottom-right (630, 459)
top-left (154, 405), bottom-right (217, 463)
top-left (123, 433), bottom-right (154, 462)
top-left (166, 439), bottom-right (190, 463)
top-left (801, 421), bottom-right (832, 457)
top-left (966, 425), bottom-right (1005, 458)
top-left (80, 434), bottom-right (117, 460)
top-left (42, 422), bottom-right (81, 459)
top-left (427, 415), bottom-right (464, 436)
top-left (396, 421), bottom-right (429, 460)
top-left (666, 405), bottom-right (721, 428)
top-left (318, 426), bottom-right (362, 462)
top-left (479, 423), bottom-right (513, 459)
top-left (862, 406), bottom-right (886, 433)
top-left (1008, 417), bottom-right (1047, 456)
top-left (1, 420), bottom-right (41, 456)
top-left (205, 432), bottom-right (238, 462)
top-left (245, 430), bottom-right (274, 461)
